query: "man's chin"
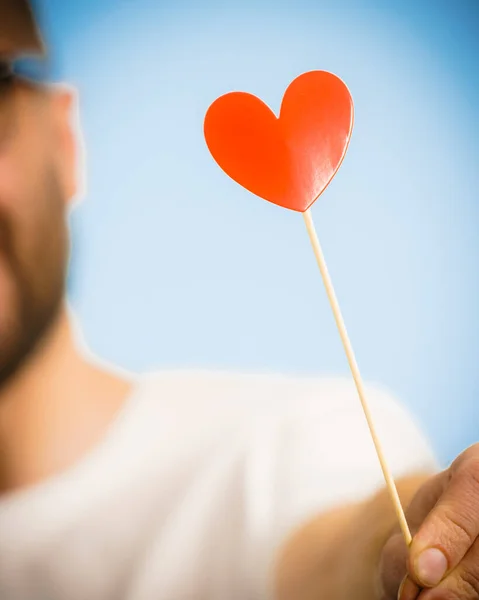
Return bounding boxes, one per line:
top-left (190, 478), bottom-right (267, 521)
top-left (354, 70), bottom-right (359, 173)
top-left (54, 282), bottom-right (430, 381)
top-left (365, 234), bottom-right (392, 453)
top-left (0, 323), bottom-right (25, 392)
top-left (0, 262), bottom-right (19, 345)
top-left (0, 268), bottom-right (31, 389)
top-left (0, 285), bottom-right (63, 391)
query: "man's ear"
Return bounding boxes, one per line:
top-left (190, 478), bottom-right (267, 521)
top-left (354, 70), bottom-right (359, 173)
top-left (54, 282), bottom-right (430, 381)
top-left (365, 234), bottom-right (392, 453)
top-left (51, 86), bottom-right (86, 205)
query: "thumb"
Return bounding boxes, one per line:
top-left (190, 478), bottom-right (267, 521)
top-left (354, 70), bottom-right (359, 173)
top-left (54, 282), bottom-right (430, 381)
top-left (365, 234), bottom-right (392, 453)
top-left (409, 457), bottom-right (479, 588)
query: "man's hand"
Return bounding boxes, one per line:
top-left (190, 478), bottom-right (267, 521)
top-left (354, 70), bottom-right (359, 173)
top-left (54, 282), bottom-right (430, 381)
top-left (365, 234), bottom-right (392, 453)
top-left (379, 443), bottom-right (479, 599)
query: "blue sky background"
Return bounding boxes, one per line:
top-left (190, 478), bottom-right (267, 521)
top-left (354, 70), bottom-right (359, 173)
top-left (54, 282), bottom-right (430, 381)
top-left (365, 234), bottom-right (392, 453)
top-left (38, 0), bottom-right (478, 466)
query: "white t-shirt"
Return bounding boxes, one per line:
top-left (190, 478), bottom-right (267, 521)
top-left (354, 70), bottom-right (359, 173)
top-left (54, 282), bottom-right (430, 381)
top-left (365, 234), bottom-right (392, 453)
top-left (0, 370), bottom-right (437, 600)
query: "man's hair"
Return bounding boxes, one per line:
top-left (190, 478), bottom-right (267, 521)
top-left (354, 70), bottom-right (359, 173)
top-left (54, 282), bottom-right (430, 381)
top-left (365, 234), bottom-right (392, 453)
top-left (0, 0), bottom-right (44, 59)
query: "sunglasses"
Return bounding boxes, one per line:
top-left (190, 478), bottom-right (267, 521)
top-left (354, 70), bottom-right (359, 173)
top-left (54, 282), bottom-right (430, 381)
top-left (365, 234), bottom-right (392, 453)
top-left (0, 61), bottom-right (13, 82)
top-left (0, 54), bottom-right (49, 82)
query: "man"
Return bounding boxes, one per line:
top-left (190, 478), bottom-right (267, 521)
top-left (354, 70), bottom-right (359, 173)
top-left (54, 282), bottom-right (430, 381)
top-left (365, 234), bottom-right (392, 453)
top-left (1, 1), bottom-right (478, 599)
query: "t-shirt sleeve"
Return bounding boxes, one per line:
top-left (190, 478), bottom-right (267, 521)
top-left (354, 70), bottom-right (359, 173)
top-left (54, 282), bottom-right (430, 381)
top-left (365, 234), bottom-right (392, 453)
top-left (245, 378), bottom-right (439, 599)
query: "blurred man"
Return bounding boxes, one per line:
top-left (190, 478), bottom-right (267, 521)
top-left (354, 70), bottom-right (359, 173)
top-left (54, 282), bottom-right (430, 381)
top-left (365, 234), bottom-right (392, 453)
top-left (1, 2), bottom-right (479, 599)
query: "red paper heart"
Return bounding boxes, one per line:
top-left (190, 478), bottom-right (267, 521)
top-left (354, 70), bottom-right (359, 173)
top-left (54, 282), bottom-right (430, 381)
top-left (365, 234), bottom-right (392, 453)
top-left (204, 70), bottom-right (354, 212)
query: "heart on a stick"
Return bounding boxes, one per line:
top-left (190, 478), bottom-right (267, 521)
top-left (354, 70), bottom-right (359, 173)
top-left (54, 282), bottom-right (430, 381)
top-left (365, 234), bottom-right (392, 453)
top-left (204, 72), bottom-right (414, 548)
top-left (204, 70), bottom-right (354, 212)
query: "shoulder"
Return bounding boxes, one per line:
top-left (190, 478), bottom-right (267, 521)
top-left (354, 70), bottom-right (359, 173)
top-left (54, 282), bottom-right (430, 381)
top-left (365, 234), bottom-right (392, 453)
top-left (120, 369), bottom-right (438, 598)
top-left (132, 369), bottom-right (436, 467)
top-left (139, 368), bottom-right (439, 489)
top-left (134, 367), bottom-right (417, 421)
top-left (132, 368), bottom-right (363, 421)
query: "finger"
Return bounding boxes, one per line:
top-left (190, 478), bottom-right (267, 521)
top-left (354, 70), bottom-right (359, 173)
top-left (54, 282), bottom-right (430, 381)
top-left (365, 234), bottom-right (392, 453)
top-left (398, 576), bottom-right (420, 600)
top-left (379, 474), bottom-right (447, 599)
top-left (410, 454), bottom-right (479, 588)
top-left (405, 472), bottom-right (448, 532)
top-left (379, 533), bottom-right (409, 598)
top-left (417, 536), bottom-right (479, 599)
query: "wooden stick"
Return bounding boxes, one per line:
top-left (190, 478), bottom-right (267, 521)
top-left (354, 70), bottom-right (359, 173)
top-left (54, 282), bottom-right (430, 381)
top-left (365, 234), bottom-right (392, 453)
top-left (302, 208), bottom-right (412, 546)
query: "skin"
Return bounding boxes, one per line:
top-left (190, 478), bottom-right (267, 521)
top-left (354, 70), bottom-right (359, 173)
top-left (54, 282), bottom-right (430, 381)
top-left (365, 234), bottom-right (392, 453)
top-left (0, 77), bottom-right (131, 492)
top-left (1, 76), bottom-right (478, 600)
top-left (276, 451), bottom-right (479, 600)
top-left (275, 475), bottom-right (430, 600)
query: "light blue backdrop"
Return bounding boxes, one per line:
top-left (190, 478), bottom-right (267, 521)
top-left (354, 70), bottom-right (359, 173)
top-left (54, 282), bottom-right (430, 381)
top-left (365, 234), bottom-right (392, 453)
top-left (42, 0), bottom-right (479, 466)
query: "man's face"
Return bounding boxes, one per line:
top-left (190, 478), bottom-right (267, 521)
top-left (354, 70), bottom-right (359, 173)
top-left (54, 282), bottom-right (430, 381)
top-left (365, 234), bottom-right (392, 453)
top-left (0, 76), bottom-right (74, 387)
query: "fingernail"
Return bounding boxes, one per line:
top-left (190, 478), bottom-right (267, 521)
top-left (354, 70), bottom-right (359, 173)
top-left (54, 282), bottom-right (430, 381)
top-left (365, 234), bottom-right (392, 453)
top-left (397, 576), bottom-right (407, 599)
top-left (415, 548), bottom-right (448, 586)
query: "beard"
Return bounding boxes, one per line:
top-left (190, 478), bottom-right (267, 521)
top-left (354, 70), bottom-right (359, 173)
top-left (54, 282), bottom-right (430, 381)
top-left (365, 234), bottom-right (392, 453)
top-left (0, 167), bottom-right (68, 389)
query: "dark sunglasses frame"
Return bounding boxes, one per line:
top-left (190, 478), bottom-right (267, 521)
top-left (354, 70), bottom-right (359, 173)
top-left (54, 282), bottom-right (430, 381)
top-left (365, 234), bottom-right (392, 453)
top-left (0, 56), bottom-right (49, 86)
top-left (0, 62), bottom-right (14, 83)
